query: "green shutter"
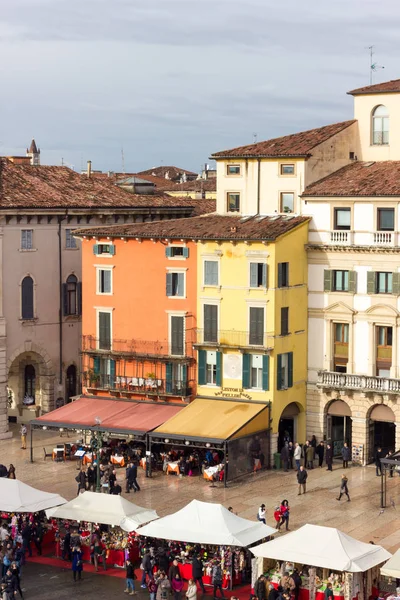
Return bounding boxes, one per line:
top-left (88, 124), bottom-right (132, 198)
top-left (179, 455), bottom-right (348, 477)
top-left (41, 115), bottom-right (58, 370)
top-left (93, 357), bottom-right (100, 374)
top-left (242, 354), bottom-right (250, 388)
top-left (165, 247), bottom-right (172, 258)
top-left (216, 352), bottom-right (222, 386)
top-left (348, 271), bottom-right (357, 293)
top-left (367, 271), bottom-right (376, 294)
top-left (277, 354), bottom-right (282, 390)
top-left (109, 359), bottom-right (116, 388)
top-left (250, 263), bottom-right (258, 287)
top-left (198, 350), bottom-right (206, 385)
top-left (288, 352), bottom-right (293, 388)
top-left (183, 248), bottom-right (189, 258)
top-left (93, 244), bottom-right (99, 255)
top-left (109, 244), bottom-right (116, 256)
top-left (166, 273), bottom-right (173, 296)
top-left (278, 263), bottom-right (283, 288)
top-left (392, 273), bottom-right (400, 295)
top-left (166, 362), bottom-right (172, 393)
top-left (324, 270), bottom-right (332, 292)
top-left (262, 355), bottom-right (270, 391)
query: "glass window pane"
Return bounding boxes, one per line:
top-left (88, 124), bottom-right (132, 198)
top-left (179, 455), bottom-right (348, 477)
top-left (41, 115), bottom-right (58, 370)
top-left (378, 209), bottom-right (394, 231)
top-left (335, 323), bottom-right (342, 341)
top-left (281, 164), bottom-right (295, 175)
top-left (281, 193), bottom-right (294, 212)
top-left (343, 324), bottom-right (349, 343)
top-left (374, 105), bottom-right (389, 117)
top-left (378, 327), bottom-right (385, 345)
top-left (335, 209), bottom-right (351, 228)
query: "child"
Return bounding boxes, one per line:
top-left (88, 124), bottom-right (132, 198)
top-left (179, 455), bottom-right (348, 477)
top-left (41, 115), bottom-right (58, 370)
top-left (273, 506), bottom-right (282, 530)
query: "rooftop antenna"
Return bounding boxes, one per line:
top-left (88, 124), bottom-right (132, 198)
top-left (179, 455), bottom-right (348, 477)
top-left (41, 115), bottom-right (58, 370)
top-left (367, 45), bottom-right (385, 85)
top-left (121, 147), bottom-right (125, 174)
top-left (253, 132), bottom-right (258, 144)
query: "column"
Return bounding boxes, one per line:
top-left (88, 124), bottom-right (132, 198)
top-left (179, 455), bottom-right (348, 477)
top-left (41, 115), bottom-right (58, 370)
top-left (395, 422), bottom-right (400, 451)
top-left (351, 416), bottom-right (368, 465)
top-left (306, 384), bottom-right (325, 441)
top-left (0, 319), bottom-right (11, 439)
top-left (323, 319), bottom-right (332, 371)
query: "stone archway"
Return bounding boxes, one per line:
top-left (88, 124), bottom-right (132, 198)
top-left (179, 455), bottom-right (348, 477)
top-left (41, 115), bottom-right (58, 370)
top-left (278, 401), bottom-right (305, 450)
top-left (367, 403), bottom-right (396, 461)
top-left (325, 398), bottom-right (352, 457)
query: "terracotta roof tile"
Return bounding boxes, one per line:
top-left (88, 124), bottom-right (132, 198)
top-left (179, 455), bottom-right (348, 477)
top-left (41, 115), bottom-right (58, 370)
top-left (302, 161), bottom-right (400, 197)
top-left (211, 120), bottom-right (356, 159)
top-left (74, 214), bottom-right (309, 241)
top-left (348, 79), bottom-right (400, 96)
top-left (136, 166), bottom-right (198, 179)
top-left (162, 178), bottom-right (216, 192)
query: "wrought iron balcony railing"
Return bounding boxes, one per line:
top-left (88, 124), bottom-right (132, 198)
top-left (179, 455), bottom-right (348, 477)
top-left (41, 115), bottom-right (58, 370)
top-left (195, 329), bottom-right (275, 349)
top-left (83, 373), bottom-right (192, 396)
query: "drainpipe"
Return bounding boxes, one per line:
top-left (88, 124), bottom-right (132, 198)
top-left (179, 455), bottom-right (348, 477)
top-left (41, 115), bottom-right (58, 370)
top-left (257, 159), bottom-right (261, 215)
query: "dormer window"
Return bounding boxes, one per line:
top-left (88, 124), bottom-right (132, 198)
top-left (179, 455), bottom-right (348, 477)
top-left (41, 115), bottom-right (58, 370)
top-left (372, 105), bottom-right (389, 145)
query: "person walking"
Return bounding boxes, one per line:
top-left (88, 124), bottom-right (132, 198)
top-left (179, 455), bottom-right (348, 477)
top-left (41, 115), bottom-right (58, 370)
top-left (325, 444), bottom-right (333, 471)
top-left (124, 558), bottom-right (137, 595)
top-left (257, 504), bottom-right (266, 524)
top-left (87, 464), bottom-right (96, 491)
top-left (192, 554), bottom-right (206, 594)
top-left (273, 506), bottom-right (282, 531)
top-left (155, 572), bottom-right (171, 600)
top-left (186, 578), bottom-right (197, 600)
top-left (280, 444), bottom-right (289, 472)
top-left (315, 442), bottom-right (325, 468)
top-left (341, 443), bottom-right (351, 469)
top-left (108, 469), bottom-right (117, 494)
top-left (288, 443), bottom-right (294, 470)
top-left (280, 500), bottom-right (290, 531)
top-left (7, 465), bottom-right (16, 480)
top-left (76, 467), bottom-right (87, 495)
top-left (293, 443), bottom-right (301, 471)
top-left (10, 561), bottom-right (23, 599)
top-left (33, 520), bottom-right (43, 556)
top-left (212, 561), bottom-right (225, 600)
top-left (129, 462), bottom-right (141, 493)
top-left (336, 474), bottom-right (350, 502)
top-left (375, 447), bottom-right (384, 476)
top-left (140, 550), bottom-right (153, 588)
top-left (297, 466), bottom-right (308, 495)
top-left (20, 424), bottom-right (27, 450)
top-left (21, 521), bottom-right (32, 558)
top-left (306, 444), bottom-right (314, 470)
top-left (72, 546), bottom-right (83, 581)
top-left (172, 573), bottom-right (184, 600)
top-left (254, 575), bottom-right (267, 600)
top-left (62, 530), bottom-right (72, 561)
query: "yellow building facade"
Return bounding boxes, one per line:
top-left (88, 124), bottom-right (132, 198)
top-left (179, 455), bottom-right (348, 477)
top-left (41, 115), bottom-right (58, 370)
top-left (195, 220), bottom-right (309, 451)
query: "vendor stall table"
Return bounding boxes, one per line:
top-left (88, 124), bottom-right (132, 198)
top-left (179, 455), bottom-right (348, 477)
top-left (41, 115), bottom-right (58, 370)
top-left (167, 462), bottom-right (179, 475)
top-left (177, 562), bottom-right (240, 589)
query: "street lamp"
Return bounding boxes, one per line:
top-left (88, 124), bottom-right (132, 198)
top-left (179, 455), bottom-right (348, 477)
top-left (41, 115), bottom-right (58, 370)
top-left (90, 416), bottom-right (102, 493)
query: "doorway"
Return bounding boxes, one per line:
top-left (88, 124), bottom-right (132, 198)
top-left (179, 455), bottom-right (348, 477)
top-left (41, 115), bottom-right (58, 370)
top-left (326, 399), bottom-right (352, 457)
top-left (368, 404), bottom-right (396, 462)
top-left (278, 402), bottom-right (299, 450)
top-left (66, 365), bottom-right (77, 403)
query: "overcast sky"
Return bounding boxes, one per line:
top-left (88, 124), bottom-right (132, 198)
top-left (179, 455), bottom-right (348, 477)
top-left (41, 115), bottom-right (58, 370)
top-left (0, 0), bottom-right (399, 173)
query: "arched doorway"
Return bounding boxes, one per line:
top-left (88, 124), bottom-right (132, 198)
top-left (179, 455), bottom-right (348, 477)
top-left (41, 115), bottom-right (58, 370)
top-left (24, 365), bottom-right (36, 402)
top-left (326, 399), bottom-right (352, 457)
top-left (278, 402), bottom-right (300, 450)
top-left (66, 365), bottom-right (77, 403)
top-left (368, 404), bottom-right (395, 461)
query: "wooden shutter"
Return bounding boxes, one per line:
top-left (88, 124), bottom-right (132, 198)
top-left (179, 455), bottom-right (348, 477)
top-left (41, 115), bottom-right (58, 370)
top-left (177, 274), bottom-right (184, 297)
top-left (109, 244), bottom-right (116, 255)
top-left (204, 305), bottom-right (218, 342)
top-left (99, 312), bottom-right (111, 349)
top-left (77, 282), bottom-right (82, 316)
top-left (288, 352), bottom-right (293, 388)
top-left (109, 360), bottom-right (116, 388)
top-left (183, 248), bottom-right (189, 258)
top-left (198, 350), bottom-right (206, 385)
top-left (324, 270), bottom-right (332, 292)
top-left (277, 354), bottom-right (282, 390)
top-left (21, 276), bottom-right (34, 319)
top-left (171, 316), bottom-right (184, 355)
top-left (281, 307), bottom-right (289, 336)
top-left (166, 362), bottom-right (173, 392)
top-left (348, 271), bottom-right (357, 293)
top-left (62, 283), bottom-right (68, 316)
top-left (216, 352), bottom-right (222, 386)
top-left (242, 354), bottom-right (250, 388)
top-left (165, 247), bottom-right (172, 258)
top-left (93, 244), bottom-right (99, 255)
top-left (249, 307), bottom-right (264, 345)
top-left (250, 263), bottom-right (258, 287)
top-left (278, 263), bottom-right (283, 288)
top-left (166, 273), bottom-right (173, 296)
top-left (262, 355), bottom-right (270, 391)
top-left (262, 264), bottom-right (267, 288)
top-left (367, 271), bottom-right (376, 294)
top-left (392, 272), bottom-right (400, 295)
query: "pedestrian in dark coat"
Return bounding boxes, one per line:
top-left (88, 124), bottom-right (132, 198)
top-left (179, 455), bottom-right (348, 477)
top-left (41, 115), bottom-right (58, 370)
top-left (375, 447), bottom-right (384, 476)
top-left (128, 462), bottom-right (141, 492)
top-left (255, 575), bottom-right (267, 600)
top-left (192, 555), bottom-right (206, 593)
top-left (315, 442), bottom-right (325, 468)
top-left (336, 474), bottom-right (350, 502)
top-left (21, 522), bottom-right (32, 557)
top-left (297, 466), bottom-right (308, 495)
top-left (280, 445), bottom-right (289, 472)
top-left (157, 548), bottom-right (170, 573)
top-left (325, 444), bottom-right (333, 471)
top-left (87, 465), bottom-right (96, 491)
top-left (33, 520), bottom-right (43, 555)
top-left (306, 445), bottom-right (314, 470)
top-left (341, 443), bottom-right (351, 469)
top-left (76, 468), bottom-right (86, 495)
top-left (10, 562), bottom-right (23, 599)
top-left (62, 531), bottom-right (72, 561)
top-left (141, 551), bottom-right (153, 587)
top-left (72, 547), bottom-right (83, 581)
top-left (3, 568), bottom-right (18, 597)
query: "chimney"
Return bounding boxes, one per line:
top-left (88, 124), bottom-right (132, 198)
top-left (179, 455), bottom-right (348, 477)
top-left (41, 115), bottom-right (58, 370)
top-left (87, 160), bottom-right (92, 178)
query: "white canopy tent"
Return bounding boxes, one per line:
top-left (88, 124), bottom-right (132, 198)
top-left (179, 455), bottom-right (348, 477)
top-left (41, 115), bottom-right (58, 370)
top-left (0, 479), bottom-right (66, 513)
top-left (137, 499), bottom-right (276, 546)
top-left (381, 549), bottom-right (400, 578)
top-left (46, 491), bottom-right (158, 531)
top-left (251, 524), bottom-right (391, 573)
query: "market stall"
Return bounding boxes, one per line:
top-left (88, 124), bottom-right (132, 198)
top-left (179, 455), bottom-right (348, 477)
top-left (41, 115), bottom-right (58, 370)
top-left (251, 524), bottom-right (391, 600)
top-left (381, 549), bottom-right (400, 578)
top-left (137, 499), bottom-right (275, 589)
top-left (0, 478), bottom-right (67, 513)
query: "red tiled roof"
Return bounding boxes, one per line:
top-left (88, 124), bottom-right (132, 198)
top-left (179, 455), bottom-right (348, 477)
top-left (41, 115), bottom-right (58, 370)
top-left (162, 179), bottom-right (216, 192)
top-left (348, 79), bottom-right (400, 96)
top-left (303, 161), bottom-right (400, 197)
top-left (0, 159), bottom-right (213, 211)
top-left (211, 121), bottom-right (356, 159)
top-left (137, 166), bottom-right (198, 179)
top-left (74, 213), bottom-right (309, 241)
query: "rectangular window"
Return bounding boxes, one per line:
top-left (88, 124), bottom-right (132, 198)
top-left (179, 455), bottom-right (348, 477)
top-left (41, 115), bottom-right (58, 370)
top-left (21, 230), bottom-right (33, 250)
top-left (66, 229), bottom-right (77, 249)
top-left (227, 193), bottom-right (240, 212)
top-left (93, 243), bottom-right (115, 256)
top-left (242, 353), bottom-right (269, 390)
top-left (377, 326), bottom-right (392, 347)
top-left (280, 192), bottom-right (294, 213)
top-left (280, 164), bottom-right (295, 175)
top-left (227, 165), bottom-right (241, 175)
top-left (250, 263), bottom-right (267, 288)
top-left (278, 263), bottom-right (289, 288)
top-left (281, 307), bottom-right (289, 336)
top-left (334, 208), bottom-right (351, 231)
top-left (165, 246), bottom-right (189, 258)
top-left (204, 261), bottom-right (219, 286)
top-left (166, 272), bottom-right (185, 297)
top-left (204, 304), bottom-right (218, 343)
top-left (94, 357), bottom-right (116, 389)
top-left (334, 323), bottom-right (349, 373)
top-left (98, 312), bottom-right (111, 350)
top-left (277, 352), bottom-right (293, 390)
top-left (206, 351), bottom-right (217, 385)
top-left (98, 269), bottom-right (112, 294)
top-left (170, 316), bottom-right (184, 356)
top-left (377, 208), bottom-right (395, 231)
top-left (249, 307), bottom-right (264, 346)
top-left (250, 354), bottom-right (263, 389)
top-left (376, 272), bottom-right (393, 294)
top-left (333, 270), bottom-right (349, 292)
top-left (376, 326), bottom-right (392, 377)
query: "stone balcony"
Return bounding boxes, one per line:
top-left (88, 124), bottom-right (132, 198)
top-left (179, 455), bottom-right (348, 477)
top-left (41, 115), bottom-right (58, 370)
top-left (311, 230), bottom-right (398, 248)
top-left (318, 370), bottom-right (400, 395)
top-left (330, 230), bottom-right (353, 245)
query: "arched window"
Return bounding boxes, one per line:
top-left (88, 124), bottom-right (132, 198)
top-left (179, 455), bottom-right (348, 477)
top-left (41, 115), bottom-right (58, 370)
top-left (66, 364), bottom-right (77, 402)
top-left (24, 364), bottom-right (36, 402)
top-left (63, 275), bottom-right (81, 316)
top-left (21, 276), bottom-right (34, 319)
top-left (372, 105), bottom-right (389, 145)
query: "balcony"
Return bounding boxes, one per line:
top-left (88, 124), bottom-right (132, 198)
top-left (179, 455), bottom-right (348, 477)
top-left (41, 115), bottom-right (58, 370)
top-left (83, 373), bottom-right (191, 397)
top-left (318, 370), bottom-right (400, 394)
top-left (330, 230), bottom-right (352, 245)
top-left (82, 335), bottom-right (193, 360)
top-left (373, 231), bottom-right (395, 246)
top-left (195, 329), bottom-right (274, 349)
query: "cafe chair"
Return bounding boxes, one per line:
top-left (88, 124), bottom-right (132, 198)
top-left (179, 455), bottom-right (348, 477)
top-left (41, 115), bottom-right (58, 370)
top-left (43, 447), bottom-right (52, 460)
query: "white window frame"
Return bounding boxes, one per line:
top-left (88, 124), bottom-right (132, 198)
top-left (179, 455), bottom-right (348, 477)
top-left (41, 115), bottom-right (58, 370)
top-left (227, 192), bottom-right (240, 213)
top-left (167, 311), bottom-right (187, 356)
top-left (279, 163), bottom-right (296, 176)
top-left (95, 307), bottom-right (114, 350)
top-left (166, 267), bottom-right (187, 299)
top-left (21, 229), bottom-right (33, 251)
top-left (96, 266), bottom-right (113, 296)
top-left (249, 260), bottom-right (267, 289)
top-left (94, 243), bottom-right (114, 257)
top-left (167, 244), bottom-right (188, 261)
top-left (249, 354), bottom-right (263, 390)
top-left (226, 164), bottom-right (241, 176)
top-left (280, 191), bottom-right (295, 213)
top-left (206, 350), bottom-right (217, 385)
top-left (65, 229), bottom-right (78, 249)
top-left (203, 259), bottom-right (219, 287)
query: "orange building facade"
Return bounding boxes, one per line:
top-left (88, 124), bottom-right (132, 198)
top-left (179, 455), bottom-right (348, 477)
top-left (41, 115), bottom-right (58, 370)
top-left (80, 235), bottom-right (197, 402)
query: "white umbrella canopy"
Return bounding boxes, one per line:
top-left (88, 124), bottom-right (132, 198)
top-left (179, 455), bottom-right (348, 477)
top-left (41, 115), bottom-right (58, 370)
top-left (46, 491), bottom-right (158, 529)
top-left (381, 549), bottom-right (400, 578)
top-left (0, 478), bottom-right (67, 513)
top-left (137, 499), bottom-right (276, 546)
top-left (251, 524), bottom-right (391, 573)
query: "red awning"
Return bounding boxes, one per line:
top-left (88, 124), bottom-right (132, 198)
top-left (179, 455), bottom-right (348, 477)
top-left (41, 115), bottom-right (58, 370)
top-left (31, 397), bottom-right (183, 435)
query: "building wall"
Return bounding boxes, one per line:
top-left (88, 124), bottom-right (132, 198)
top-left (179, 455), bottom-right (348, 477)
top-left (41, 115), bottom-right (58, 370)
top-left (164, 190), bottom-right (216, 200)
top-left (353, 92), bottom-right (400, 161)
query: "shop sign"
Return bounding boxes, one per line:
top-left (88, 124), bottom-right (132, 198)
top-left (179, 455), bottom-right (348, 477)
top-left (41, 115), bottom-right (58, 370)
top-left (214, 387), bottom-right (252, 400)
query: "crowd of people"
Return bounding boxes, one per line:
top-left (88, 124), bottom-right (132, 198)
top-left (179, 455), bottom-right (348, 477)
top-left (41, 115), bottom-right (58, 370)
top-left (74, 459), bottom-right (142, 496)
top-left (253, 568), bottom-right (304, 600)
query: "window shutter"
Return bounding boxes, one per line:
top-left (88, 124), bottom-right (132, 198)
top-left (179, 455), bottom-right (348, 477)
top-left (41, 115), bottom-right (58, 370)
top-left (165, 247), bottom-right (172, 258)
top-left (166, 362), bottom-right (173, 392)
top-left (204, 305), bottom-right (218, 342)
top-left (177, 274), bottom-right (184, 297)
top-left (104, 270), bottom-right (111, 293)
top-left (171, 316), bottom-right (184, 355)
top-left (249, 307), bottom-right (264, 345)
top-left (99, 312), bottom-right (111, 349)
top-left (181, 365), bottom-right (187, 394)
top-left (348, 271), bottom-right (357, 293)
top-left (109, 244), bottom-right (116, 256)
top-left (262, 355), bottom-right (270, 391)
top-left (367, 271), bottom-right (376, 294)
top-left (250, 263), bottom-right (258, 287)
top-left (93, 357), bottom-right (100, 374)
top-left (324, 270), bottom-right (332, 292)
top-left (77, 282), bottom-right (82, 315)
top-left (392, 273), bottom-right (400, 295)
top-left (183, 248), bottom-right (189, 258)
top-left (262, 264), bottom-right (267, 288)
top-left (242, 354), bottom-right (250, 388)
top-left (211, 262), bottom-right (218, 285)
top-left (278, 263), bottom-right (283, 288)
top-left (198, 350), bottom-right (206, 385)
top-left (277, 354), bottom-right (282, 390)
top-left (109, 359), bottom-right (116, 388)
top-left (93, 244), bottom-right (99, 255)
top-left (288, 352), bottom-right (293, 388)
top-left (216, 352), bottom-right (222, 386)
top-left (166, 273), bottom-right (173, 297)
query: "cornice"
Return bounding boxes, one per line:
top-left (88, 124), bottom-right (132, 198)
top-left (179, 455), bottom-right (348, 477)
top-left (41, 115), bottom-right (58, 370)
top-left (306, 244), bottom-right (400, 254)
